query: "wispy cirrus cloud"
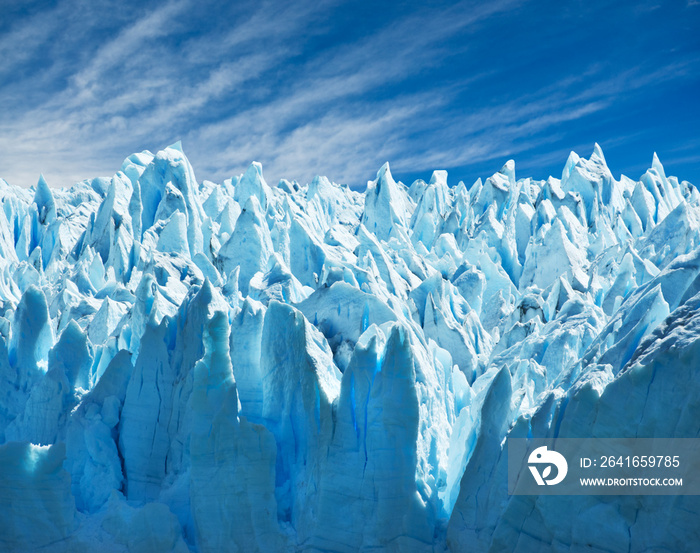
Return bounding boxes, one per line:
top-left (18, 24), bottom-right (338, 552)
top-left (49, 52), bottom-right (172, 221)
top-left (0, 0), bottom-right (698, 188)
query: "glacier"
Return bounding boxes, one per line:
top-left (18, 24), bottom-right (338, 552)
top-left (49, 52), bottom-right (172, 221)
top-left (0, 143), bottom-right (699, 552)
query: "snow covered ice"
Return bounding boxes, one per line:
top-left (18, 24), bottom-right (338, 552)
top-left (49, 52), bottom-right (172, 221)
top-left (0, 142), bottom-right (699, 552)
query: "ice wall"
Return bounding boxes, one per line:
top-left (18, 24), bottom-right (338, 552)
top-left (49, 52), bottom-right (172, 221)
top-left (0, 143), bottom-right (699, 552)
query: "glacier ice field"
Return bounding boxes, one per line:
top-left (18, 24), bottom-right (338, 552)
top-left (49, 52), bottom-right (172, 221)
top-left (0, 142), bottom-right (699, 552)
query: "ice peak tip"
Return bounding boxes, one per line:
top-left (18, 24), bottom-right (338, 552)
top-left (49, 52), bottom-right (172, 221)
top-left (566, 151), bottom-right (581, 164)
top-left (500, 160), bottom-right (515, 172)
top-left (235, 161), bottom-right (269, 208)
top-left (34, 174), bottom-right (55, 220)
top-left (34, 173), bottom-right (53, 201)
top-left (498, 160), bottom-right (516, 184)
top-left (651, 151), bottom-right (667, 179)
top-left (377, 162), bottom-right (392, 179)
top-left (429, 170), bottom-right (448, 186)
top-left (201, 276), bottom-right (213, 293)
top-left (243, 161), bottom-right (264, 181)
top-left (592, 143), bottom-right (606, 161)
top-left (374, 162), bottom-right (396, 194)
top-left (242, 194), bottom-right (263, 213)
top-left (62, 318), bottom-right (84, 337)
top-left (167, 140), bottom-right (184, 153)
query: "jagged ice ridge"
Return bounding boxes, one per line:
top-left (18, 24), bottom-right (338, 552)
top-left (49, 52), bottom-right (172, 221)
top-left (0, 142), bottom-right (699, 552)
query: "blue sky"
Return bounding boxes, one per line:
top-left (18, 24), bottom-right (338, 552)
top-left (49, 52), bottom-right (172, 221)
top-left (1, 0), bottom-right (699, 189)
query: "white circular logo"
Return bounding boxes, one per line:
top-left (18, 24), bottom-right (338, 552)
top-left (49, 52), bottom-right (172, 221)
top-left (528, 446), bottom-right (568, 486)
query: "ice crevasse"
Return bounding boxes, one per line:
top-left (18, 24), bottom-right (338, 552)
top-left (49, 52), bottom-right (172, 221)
top-left (0, 143), bottom-right (699, 551)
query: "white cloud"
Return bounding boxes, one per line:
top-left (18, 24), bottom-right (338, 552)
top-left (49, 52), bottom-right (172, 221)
top-left (0, 0), bottom-right (697, 188)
